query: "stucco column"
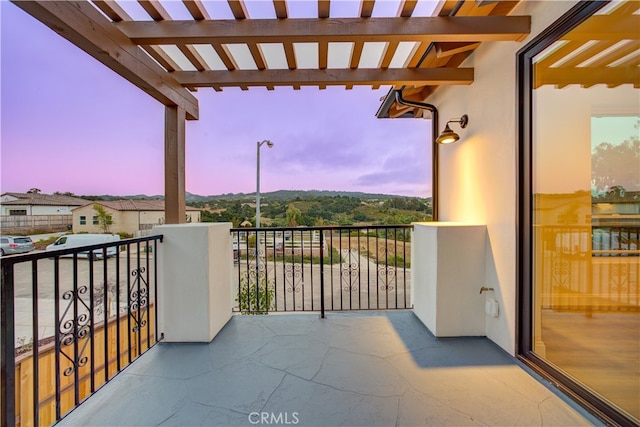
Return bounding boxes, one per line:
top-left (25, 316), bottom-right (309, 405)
top-left (164, 105), bottom-right (186, 224)
top-left (154, 223), bottom-right (233, 342)
top-left (412, 222), bottom-right (487, 337)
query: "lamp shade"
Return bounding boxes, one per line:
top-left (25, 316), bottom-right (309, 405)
top-left (436, 124), bottom-right (460, 144)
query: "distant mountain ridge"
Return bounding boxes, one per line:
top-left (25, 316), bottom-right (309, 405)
top-left (79, 190), bottom-right (429, 203)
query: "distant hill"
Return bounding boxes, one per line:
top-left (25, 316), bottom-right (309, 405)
top-left (80, 190), bottom-right (430, 204)
top-left (195, 190), bottom-right (417, 202)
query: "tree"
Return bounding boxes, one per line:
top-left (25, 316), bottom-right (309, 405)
top-left (285, 204), bottom-right (302, 227)
top-left (592, 120), bottom-right (640, 194)
top-left (93, 204), bottom-right (114, 233)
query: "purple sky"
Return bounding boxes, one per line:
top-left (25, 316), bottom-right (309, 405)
top-left (1, 2), bottom-right (433, 198)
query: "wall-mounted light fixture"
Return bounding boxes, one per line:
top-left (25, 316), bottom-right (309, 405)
top-left (436, 114), bottom-right (469, 144)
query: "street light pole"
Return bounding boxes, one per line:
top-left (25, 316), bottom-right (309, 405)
top-left (255, 140), bottom-right (273, 292)
top-left (256, 140), bottom-right (273, 228)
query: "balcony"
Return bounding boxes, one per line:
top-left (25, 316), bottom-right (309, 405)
top-left (2, 224), bottom-right (597, 426)
top-left (57, 311), bottom-right (592, 426)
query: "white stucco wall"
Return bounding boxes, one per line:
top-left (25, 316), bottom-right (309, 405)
top-left (1, 204), bottom-right (76, 215)
top-left (412, 223), bottom-right (487, 337)
top-left (428, 1), bottom-right (577, 354)
top-left (154, 223), bottom-right (233, 342)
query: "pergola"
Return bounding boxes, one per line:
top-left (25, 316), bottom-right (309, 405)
top-left (13, 0), bottom-right (534, 222)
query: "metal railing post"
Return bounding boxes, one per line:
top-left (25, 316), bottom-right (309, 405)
top-left (319, 229), bottom-right (325, 319)
top-left (1, 261), bottom-right (16, 426)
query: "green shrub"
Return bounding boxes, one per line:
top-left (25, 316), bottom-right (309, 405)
top-left (236, 276), bottom-right (274, 315)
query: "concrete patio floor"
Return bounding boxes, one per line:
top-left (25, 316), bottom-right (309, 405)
top-left (59, 311), bottom-right (599, 426)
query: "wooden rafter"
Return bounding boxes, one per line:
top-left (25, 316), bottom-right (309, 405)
top-left (138, 0), bottom-right (168, 21)
top-left (534, 66), bottom-right (640, 89)
top-left (318, 0), bottom-right (330, 19)
top-left (143, 45), bottom-right (180, 71)
top-left (273, 0), bottom-right (288, 19)
top-left (562, 15), bottom-right (640, 41)
top-left (319, 41), bottom-right (328, 69)
top-left (92, 0), bottom-right (179, 72)
top-left (360, 0), bottom-right (375, 18)
top-left (179, 45), bottom-right (208, 71)
top-left (406, 42), bottom-right (431, 68)
top-left (212, 44), bottom-right (237, 70)
top-left (436, 42), bottom-right (481, 58)
top-left (183, 0), bottom-right (210, 20)
top-left (173, 67), bottom-right (474, 87)
top-left (12, 0), bottom-right (198, 119)
top-left (116, 16), bottom-right (531, 45)
top-left (435, 0), bottom-right (459, 16)
top-left (92, 0), bottom-right (128, 21)
top-left (228, 0), bottom-right (248, 19)
top-left (586, 40), bottom-right (640, 67)
top-left (351, 42), bottom-right (364, 69)
top-left (283, 43), bottom-right (297, 69)
top-left (380, 41), bottom-right (399, 69)
top-left (398, 0), bottom-right (418, 18)
top-left (136, 0), bottom-right (209, 71)
top-left (247, 43), bottom-right (267, 70)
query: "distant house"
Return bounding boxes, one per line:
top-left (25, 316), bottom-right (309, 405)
top-left (0, 192), bottom-right (89, 216)
top-left (72, 200), bottom-right (201, 234)
top-left (0, 192), bottom-right (90, 233)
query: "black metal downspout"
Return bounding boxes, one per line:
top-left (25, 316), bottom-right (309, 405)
top-left (394, 90), bottom-right (439, 221)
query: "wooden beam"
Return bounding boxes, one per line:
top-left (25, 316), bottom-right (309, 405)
top-left (388, 104), bottom-right (413, 118)
top-left (608, 0), bottom-right (640, 16)
top-left (138, 0), bottom-right (170, 21)
top-left (173, 67), bottom-right (474, 87)
top-left (247, 43), bottom-right (267, 70)
top-left (536, 40), bottom-right (585, 68)
top-left (136, 0), bottom-right (210, 71)
top-left (319, 0), bottom-right (331, 18)
top-left (165, 105), bottom-right (186, 224)
top-left (351, 42), bottom-right (364, 69)
top-left (488, 1), bottom-right (520, 16)
top-left (92, 0), bottom-right (130, 21)
top-left (319, 40), bottom-right (328, 69)
top-left (588, 40), bottom-right (640, 67)
top-left (283, 42), bottom-right (297, 69)
top-left (228, 0), bottom-right (248, 19)
top-left (142, 45), bottom-right (180, 71)
top-left (117, 16), bottom-right (532, 44)
top-left (93, 2), bottom-right (181, 73)
top-left (380, 41), bottom-right (399, 69)
top-left (406, 42), bottom-right (431, 67)
top-left (183, 0), bottom-right (211, 20)
top-left (178, 45), bottom-right (209, 71)
top-left (273, 0), bottom-right (288, 19)
top-left (12, 0), bottom-right (198, 120)
top-left (436, 0), bottom-right (459, 16)
top-left (360, 0), bottom-right (375, 18)
top-left (556, 40), bottom-right (617, 68)
top-left (436, 42), bottom-right (481, 58)
top-left (212, 44), bottom-right (237, 70)
top-left (398, 0), bottom-right (418, 18)
top-left (562, 15), bottom-right (640, 41)
top-left (534, 66), bottom-right (640, 88)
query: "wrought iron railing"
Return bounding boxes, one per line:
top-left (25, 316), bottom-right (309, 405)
top-left (536, 225), bottom-right (639, 312)
top-left (231, 225), bottom-right (412, 316)
top-left (1, 235), bottom-right (163, 426)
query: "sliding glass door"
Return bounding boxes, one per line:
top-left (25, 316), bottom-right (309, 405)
top-left (519, 1), bottom-right (639, 424)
